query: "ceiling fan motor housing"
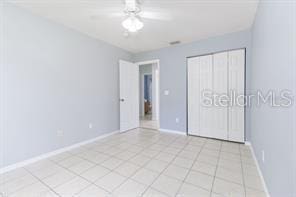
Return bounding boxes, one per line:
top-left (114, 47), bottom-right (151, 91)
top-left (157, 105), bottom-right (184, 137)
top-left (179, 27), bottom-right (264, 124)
top-left (124, 0), bottom-right (141, 15)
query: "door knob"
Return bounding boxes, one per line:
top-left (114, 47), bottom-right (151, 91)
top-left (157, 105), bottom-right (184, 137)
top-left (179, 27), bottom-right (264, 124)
top-left (120, 99), bottom-right (125, 102)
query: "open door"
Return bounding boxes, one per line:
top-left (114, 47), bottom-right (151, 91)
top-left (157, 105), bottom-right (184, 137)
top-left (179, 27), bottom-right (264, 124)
top-left (119, 60), bottom-right (139, 132)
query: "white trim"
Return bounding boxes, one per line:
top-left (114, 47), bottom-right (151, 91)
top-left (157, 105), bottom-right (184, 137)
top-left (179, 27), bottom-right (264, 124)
top-left (151, 63), bottom-right (159, 121)
top-left (159, 128), bottom-right (186, 136)
top-left (0, 130), bottom-right (119, 174)
top-left (135, 59), bottom-right (160, 67)
top-left (245, 142), bottom-right (270, 197)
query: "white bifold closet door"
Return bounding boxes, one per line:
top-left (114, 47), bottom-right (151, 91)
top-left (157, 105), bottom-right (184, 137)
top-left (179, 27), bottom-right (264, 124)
top-left (228, 50), bottom-right (245, 142)
top-left (187, 49), bottom-right (245, 143)
top-left (199, 55), bottom-right (213, 138)
top-left (212, 52), bottom-right (228, 140)
top-left (188, 57), bottom-right (200, 136)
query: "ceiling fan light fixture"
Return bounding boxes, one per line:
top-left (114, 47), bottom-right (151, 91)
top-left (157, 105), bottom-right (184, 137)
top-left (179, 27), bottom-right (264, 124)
top-left (122, 15), bottom-right (144, 32)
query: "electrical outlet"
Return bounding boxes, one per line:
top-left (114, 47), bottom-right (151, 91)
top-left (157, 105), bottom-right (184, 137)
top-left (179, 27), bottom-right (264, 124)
top-left (175, 118), bottom-right (179, 123)
top-left (89, 123), bottom-right (93, 129)
top-left (57, 130), bottom-right (64, 137)
top-left (262, 150), bottom-right (265, 163)
top-left (164, 90), bottom-right (169, 96)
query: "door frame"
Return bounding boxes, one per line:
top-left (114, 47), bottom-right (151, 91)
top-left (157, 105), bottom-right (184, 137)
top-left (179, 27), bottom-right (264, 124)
top-left (186, 48), bottom-right (246, 143)
top-left (136, 59), bottom-right (160, 128)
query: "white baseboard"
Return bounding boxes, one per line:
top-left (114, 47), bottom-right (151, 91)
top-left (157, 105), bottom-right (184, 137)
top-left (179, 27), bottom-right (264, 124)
top-left (0, 130), bottom-right (119, 174)
top-left (245, 142), bottom-right (270, 197)
top-left (158, 128), bottom-right (186, 135)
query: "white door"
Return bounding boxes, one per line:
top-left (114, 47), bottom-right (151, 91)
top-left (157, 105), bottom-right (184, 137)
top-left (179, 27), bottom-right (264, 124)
top-left (188, 57), bottom-right (200, 136)
top-left (119, 60), bottom-right (139, 132)
top-left (228, 50), bottom-right (245, 142)
top-left (212, 52), bottom-right (228, 140)
top-left (199, 55), bottom-right (213, 138)
top-left (187, 49), bottom-right (245, 143)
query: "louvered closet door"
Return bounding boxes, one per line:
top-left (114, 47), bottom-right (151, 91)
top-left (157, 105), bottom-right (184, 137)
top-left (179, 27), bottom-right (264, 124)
top-left (228, 49), bottom-right (245, 142)
top-left (199, 55), bottom-right (214, 138)
top-left (212, 52), bottom-right (228, 140)
top-left (188, 57), bottom-right (200, 136)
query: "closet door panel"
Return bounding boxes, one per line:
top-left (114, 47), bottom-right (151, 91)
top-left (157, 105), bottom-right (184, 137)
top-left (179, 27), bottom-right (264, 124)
top-left (188, 57), bottom-right (200, 136)
top-left (199, 55), bottom-right (213, 138)
top-left (213, 52), bottom-right (228, 140)
top-left (228, 49), bottom-right (245, 142)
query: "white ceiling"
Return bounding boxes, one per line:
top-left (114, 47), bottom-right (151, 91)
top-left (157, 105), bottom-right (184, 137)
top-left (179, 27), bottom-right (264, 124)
top-left (8, 0), bottom-right (258, 53)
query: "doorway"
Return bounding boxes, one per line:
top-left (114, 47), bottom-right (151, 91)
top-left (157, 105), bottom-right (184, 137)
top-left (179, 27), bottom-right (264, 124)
top-left (119, 59), bottom-right (159, 132)
top-left (138, 60), bottom-right (160, 130)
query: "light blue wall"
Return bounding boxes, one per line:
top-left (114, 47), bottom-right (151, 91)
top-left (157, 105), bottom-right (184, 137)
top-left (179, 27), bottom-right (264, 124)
top-left (250, 1), bottom-right (296, 196)
top-left (0, 4), bottom-right (131, 168)
top-left (144, 75), bottom-right (152, 102)
top-left (133, 30), bottom-right (252, 138)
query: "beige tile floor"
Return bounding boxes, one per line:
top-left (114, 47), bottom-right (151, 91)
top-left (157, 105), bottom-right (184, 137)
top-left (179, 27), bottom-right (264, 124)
top-left (140, 115), bottom-right (158, 130)
top-left (0, 128), bottom-right (267, 197)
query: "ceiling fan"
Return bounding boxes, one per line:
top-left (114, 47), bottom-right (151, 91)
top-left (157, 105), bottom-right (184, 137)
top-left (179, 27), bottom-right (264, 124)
top-left (121, 0), bottom-right (145, 32)
top-left (92, 0), bottom-right (171, 34)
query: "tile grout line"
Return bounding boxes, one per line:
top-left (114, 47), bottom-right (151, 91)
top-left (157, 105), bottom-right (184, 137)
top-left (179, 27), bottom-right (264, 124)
top-left (49, 137), bottom-right (143, 195)
top-left (123, 137), bottom-right (177, 196)
top-left (124, 131), bottom-right (195, 195)
top-left (23, 168), bottom-right (62, 197)
top-left (6, 134), bottom-right (192, 196)
top-left (139, 135), bottom-right (188, 196)
top-left (3, 132), bottom-right (201, 197)
top-left (1, 129), bottom-right (263, 197)
top-left (174, 138), bottom-right (207, 196)
top-left (138, 135), bottom-right (183, 196)
top-left (41, 140), bottom-right (131, 195)
top-left (209, 141), bottom-right (222, 197)
top-left (108, 131), bottom-right (179, 195)
top-left (143, 135), bottom-right (214, 196)
top-left (40, 132), bottom-right (153, 195)
top-left (210, 149), bottom-right (251, 186)
top-left (109, 137), bottom-right (170, 195)
top-left (1, 168), bottom-right (56, 197)
top-left (49, 159), bottom-right (109, 195)
top-left (74, 130), bottom-right (178, 196)
top-left (67, 130), bottom-right (162, 195)
top-left (239, 145), bottom-right (247, 197)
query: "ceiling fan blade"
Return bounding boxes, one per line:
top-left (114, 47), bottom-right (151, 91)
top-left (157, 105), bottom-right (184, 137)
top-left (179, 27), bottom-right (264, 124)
top-left (139, 11), bottom-right (172, 21)
top-left (106, 12), bottom-right (125, 17)
top-left (90, 13), bottom-right (124, 20)
top-left (89, 8), bottom-right (125, 19)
